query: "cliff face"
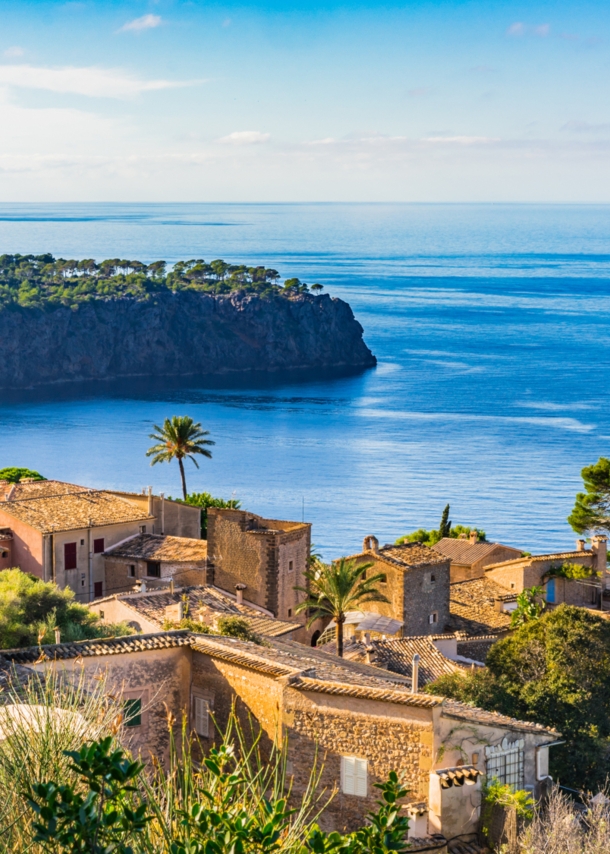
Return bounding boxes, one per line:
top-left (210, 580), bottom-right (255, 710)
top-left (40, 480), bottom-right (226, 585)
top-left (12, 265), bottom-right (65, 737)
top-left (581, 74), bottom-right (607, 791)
top-left (0, 291), bottom-right (376, 389)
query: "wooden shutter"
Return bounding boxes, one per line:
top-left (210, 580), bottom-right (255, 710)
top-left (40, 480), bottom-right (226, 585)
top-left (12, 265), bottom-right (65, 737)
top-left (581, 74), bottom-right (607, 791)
top-left (342, 756), bottom-right (355, 794)
top-left (64, 542), bottom-right (77, 570)
top-left (194, 697), bottom-right (209, 737)
top-left (354, 758), bottom-right (367, 796)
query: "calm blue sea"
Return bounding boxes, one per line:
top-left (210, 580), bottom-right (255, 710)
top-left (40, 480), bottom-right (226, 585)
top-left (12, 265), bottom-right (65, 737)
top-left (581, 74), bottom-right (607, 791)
top-left (1, 203), bottom-right (610, 559)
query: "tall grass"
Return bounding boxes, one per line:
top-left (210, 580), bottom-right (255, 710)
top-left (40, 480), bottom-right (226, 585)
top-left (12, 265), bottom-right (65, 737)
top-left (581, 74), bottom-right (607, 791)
top-left (519, 787), bottom-right (610, 854)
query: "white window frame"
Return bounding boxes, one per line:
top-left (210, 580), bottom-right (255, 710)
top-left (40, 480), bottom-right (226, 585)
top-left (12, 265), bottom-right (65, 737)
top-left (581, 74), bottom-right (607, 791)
top-left (341, 756), bottom-right (367, 797)
top-left (193, 696), bottom-right (210, 737)
top-left (485, 738), bottom-right (524, 789)
top-left (429, 612), bottom-right (438, 625)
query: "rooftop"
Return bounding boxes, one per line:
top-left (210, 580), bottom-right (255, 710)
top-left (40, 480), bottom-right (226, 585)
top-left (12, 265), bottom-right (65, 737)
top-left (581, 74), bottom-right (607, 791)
top-left (337, 636), bottom-right (466, 686)
top-left (348, 541), bottom-right (448, 570)
top-left (447, 577), bottom-right (513, 635)
top-left (433, 538), bottom-right (520, 566)
top-left (442, 699), bottom-right (558, 736)
top-left (104, 533), bottom-right (207, 563)
top-left (485, 549), bottom-right (595, 570)
top-left (0, 488), bottom-right (152, 533)
top-left (0, 479), bottom-right (89, 502)
top-left (98, 585), bottom-right (299, 638)
top-left (1, 630), bottom-right (194, 664)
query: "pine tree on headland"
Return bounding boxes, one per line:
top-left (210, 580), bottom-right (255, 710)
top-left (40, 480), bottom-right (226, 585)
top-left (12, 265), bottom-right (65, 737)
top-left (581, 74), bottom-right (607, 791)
top-left (439, 504), bottom-right (452, 539)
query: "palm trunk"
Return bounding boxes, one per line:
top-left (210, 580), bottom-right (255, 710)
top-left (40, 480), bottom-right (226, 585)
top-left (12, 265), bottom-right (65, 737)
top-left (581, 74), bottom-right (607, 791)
top-left (179, 458), bottom-right (187, 500)
top-left (336, 615), bottom-right (344, 658)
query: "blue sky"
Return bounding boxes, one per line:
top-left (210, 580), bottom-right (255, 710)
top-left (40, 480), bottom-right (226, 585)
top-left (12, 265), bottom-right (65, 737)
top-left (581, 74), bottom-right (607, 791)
top-left (0, 0), bottom-right (609, 201)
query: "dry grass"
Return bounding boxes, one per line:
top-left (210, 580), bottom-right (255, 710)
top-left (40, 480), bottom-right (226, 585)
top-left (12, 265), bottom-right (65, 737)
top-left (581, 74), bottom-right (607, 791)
top-left (519, 786), bottom-right (610, 854)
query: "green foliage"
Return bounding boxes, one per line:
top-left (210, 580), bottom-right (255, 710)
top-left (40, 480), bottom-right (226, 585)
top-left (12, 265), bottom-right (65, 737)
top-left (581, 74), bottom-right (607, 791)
top-left (25, 737), bottom-right (150, 854)
top-left (176, 492), bottom-right (241, 538)
top-left (426, 605), bottom-right (610, 790)
top-left (545, 561), bottom-right (597, 580)
top-left (438, 504), bottom-right (451, 540)
top-left (0, 467), bottom-right (46, 483)
top-left (147, 416), bottom-right (215, 499)
top-left (295, 558), bottom-right (389, 657)
top-left (0, 569), bottom-right (132, 648)
top-left (161, 616), bottom-right (213, 633)
top-left (568, 457), bottom-right (610, 535)
top-left (396, 523), bottom-right (486, 547)
top-left (0, 254), bottom-right (314, 313)
top-left (216, 616), bottom-right (261, 643)
top-left (480, 778), bottom-right (534, 840)
top-left (510, 585), bottom-right (546, 628)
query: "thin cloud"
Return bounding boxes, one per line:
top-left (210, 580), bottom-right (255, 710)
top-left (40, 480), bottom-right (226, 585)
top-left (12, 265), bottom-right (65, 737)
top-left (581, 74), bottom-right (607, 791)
top-left (534, 24), bottom-right (550, 37)
top-left (507, 22), bottom-right (551, 37)
top-left (0, 64), bottom-right (197, 99)
top-left (119, 14), bottom-right (162, 33)
top-left (407, 87), bottom-right (432, 97)
top-left (562, 120), bottom-right (610, 134)
top-left (469, 65), bottom-right (497, 74)
top-left (3, 47), bottom-right (24, 58)
top-left (219, 131), bottom-right (270, 144)
top-left (222, 18), bottom-right (232, 27)
top-left (507, 22), bottom-right (525, 36)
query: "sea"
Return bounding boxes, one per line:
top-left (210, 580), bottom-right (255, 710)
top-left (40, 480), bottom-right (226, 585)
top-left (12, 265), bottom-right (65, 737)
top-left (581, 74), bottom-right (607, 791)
top-left (1, 202), bottom-right (610, 560)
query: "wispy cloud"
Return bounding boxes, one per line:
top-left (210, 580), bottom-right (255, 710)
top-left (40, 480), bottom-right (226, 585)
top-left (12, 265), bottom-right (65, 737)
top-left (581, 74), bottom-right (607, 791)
top-left (562, 120), bottom-right (610, 134)
top-left (219, 131), bottom-right (270, 144)
top-left (0, 64), bottom-right (197, 99)
top-left (507, 22), bottom-right (550, 37)
top-left (407, 87), bottom-right (432, 97)
top-left (222, 18), bottom-right (232, 28)
top-left (507, 22), bottom-right (525, 36)
top-left (469, 65), bottom-right (497, 74)
top-left (3, 47), bottom-right (24, 58)
top-left (119, 14), bottom-right (162, 33)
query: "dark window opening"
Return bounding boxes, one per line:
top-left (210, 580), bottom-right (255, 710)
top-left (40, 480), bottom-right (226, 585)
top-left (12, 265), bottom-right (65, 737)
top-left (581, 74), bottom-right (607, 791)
top-left (288, 560), bottom-right (294, 572)
top-left (80, 539), bottom-right (85, 546)
top-left (288, 608), bottom-right (292, 617)
top-left (140, 525), bottom-right (147, 534)
top-left (147, 561), bottom-right (161, 578)
top-left (430, 573), bottom-right (436, 583)
top-left (124, 698), bottom-right (142, 727)
top-left (93, 538), bottom-right (105, 554)
top-left (64, 542), bottom-right (77, 570)
top-left (94, 581), bottom-right (103, 598)
top-left (128, 564), bottom-right (136, 577)
top-left (311, 630), bottom-right (321, 647)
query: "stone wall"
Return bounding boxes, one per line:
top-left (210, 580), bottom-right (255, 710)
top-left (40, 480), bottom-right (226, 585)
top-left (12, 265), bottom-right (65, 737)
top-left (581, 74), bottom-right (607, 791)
top-left (486, 554), bottom-right (595, 597)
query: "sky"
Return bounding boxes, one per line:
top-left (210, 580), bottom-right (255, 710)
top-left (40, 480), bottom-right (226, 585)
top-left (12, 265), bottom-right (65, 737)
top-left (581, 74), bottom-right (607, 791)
top-left (0, 0), bottom-right (609, 201)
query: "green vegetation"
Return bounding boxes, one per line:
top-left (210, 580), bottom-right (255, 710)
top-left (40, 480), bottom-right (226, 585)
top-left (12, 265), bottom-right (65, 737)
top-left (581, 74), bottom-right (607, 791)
top-left (396, 504), bottom-right (486, 547)
top-left (425, 605), bottom-right (610, 790)
top-left (0, 467), bottom-right (46, 483)
top-left (2, 671), bottom-right (413, 854)
top-left (147, 416), bottom-right (215, 500)
top-left (0, 569), bottom-right (132, 648)
top-left (510, 585), bottom-right (546, 628)
top-left (294, 558), bottom-right (388, 657)
top-left (568, 456), bottom-right (610, 535)
top-left (0, 254), bottom-right (321, 312)
top-left (176, 491), bottom-right (241, 538)
top-left (545, 561), bottom-right (597, 580)
top-left (480, 778), bottom-right (534, 840)
top-left (162, 614), bottom-right (262, 645)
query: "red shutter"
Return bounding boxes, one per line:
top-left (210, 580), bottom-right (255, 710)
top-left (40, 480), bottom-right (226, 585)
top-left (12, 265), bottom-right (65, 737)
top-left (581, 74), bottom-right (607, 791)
top-left (93, 538), bottom-right (105, 554)
top-left (64, 542), bottom-right (77, 570)
top-left (94, 582), bottom-right (103, 598)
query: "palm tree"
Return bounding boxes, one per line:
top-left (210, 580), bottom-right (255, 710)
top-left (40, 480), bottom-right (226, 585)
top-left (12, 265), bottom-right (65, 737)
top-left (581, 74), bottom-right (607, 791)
top-left (146, 416), bottom-right (215, 500)
top-left (294, 558), bottom-right (390, 657)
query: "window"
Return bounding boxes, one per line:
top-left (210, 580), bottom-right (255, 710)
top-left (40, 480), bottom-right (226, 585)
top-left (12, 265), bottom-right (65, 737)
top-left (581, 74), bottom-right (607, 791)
top-left (430, 573), bottom-right (436, 583)
top-left (124, 698), bottom-right (142, 728)
top-left (429, 612), bottom-right (438, 625)
top-left (341, 756), bottom-right (367, 797)
top-left (81, 573), bottom-right (86, 587)
top-left (140, 525), bottom-right (147, 534)
top-left (94, 581), bottom-right (103, 598)
top-left (546, 578), bottom-right (556, 604)
top-left (80, 539), bottom-right (85, 546)
top-left (128, 564), bottom-right (136, 577)
top-left (485, 740), bottom-right (524, 789)
top-left (93, 538), bottom-right (105, 554)
top-left (510, 582), bottom-right (515, 589)
top-left (147, 561), bottom-right (161, 578)
top-left (64, 542), bottom-right (77, 570)
top-left (99, 610), bottom-right (105, 619)
top-left (193, 696), bottom-right (210, 737)
top-left (288, 608), bottom-right (292, 617)
top-left (288, 560), bottom-right (294, 572)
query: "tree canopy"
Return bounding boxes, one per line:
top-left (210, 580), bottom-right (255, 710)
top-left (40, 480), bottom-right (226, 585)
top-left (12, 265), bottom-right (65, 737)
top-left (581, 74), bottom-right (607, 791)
top-left (0, 569), bottom-right (132, 648)
top-left (147, 416), bottom-right (214, 500)
top-left (568, 456), bottom-right (610, 535)
top-left (0, 254), bottom-right (319, 312)
top-left (425, 605), bottom-right (610, 790)
top-left (175, 492), bottom-right (241, 538)
top-left (0, 468), bottom-right (46, 483)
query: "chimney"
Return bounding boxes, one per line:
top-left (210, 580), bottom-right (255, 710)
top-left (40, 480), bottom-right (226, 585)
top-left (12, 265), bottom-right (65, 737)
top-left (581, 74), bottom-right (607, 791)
top-left (235, 583), bottom-right (246, 605)
top-left (411, 654), bottom-right (420, 694)
top-left (169, 578), bottom-right (174, 594)
top-left (576, 539), bottom-right (586, 552)
top-left (363, 535), bottom-right (379, 553)
top-left (592, 535), bottom-right (608, 580)
top-left (140, 580), bottom-right (147, 593)
top-left (147, 485), bottom-right (153, 516)
top-left (469, 530), bottom-right (478, 545)
top-left (54, 628), bottom-right (61, 645)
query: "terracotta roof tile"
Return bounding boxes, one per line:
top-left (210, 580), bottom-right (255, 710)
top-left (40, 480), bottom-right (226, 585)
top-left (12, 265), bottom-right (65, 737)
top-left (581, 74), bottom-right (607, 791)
top-left (485, 550), bottom-right (595, 570)
top-left (432, 538), bottom-right (519, 565)
top-left (0, 489), bottom-right (152, 534)
top-left (336, 636), bottom-right (465, 686)
top-left (105, 534), bottom-right (207, 563)
top-left (442, 699), bottom-right (558, 736)
top-left (0, 630), bottom-right (193, 664)
top-left (447, 578), bottom-right (512, 635)
top-left (347, 542), bottom-right (448, 571)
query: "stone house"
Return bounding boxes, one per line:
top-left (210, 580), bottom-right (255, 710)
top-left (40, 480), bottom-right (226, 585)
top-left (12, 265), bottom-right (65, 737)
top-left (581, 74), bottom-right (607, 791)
top-left (345, 536), bottom-right (451, 637)
top-left (2, 630), bottom-right (558, 843)
top-left (206, 508), bottom-right (312, 634)
top-left (0, 479), bottom-right (199, 602)
top-left (103, 533), bottom-right (209, 594)
top-left (484, 537), bottom-right (608, 609)
top-left (432, 532), bottom-right (523, 583)
top-left (89, 584), bottom-right (300, 639)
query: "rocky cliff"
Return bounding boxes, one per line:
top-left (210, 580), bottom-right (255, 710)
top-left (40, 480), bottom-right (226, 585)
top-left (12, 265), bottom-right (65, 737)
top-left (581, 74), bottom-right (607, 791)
top-left (0, 291), bottom-right (376, 389)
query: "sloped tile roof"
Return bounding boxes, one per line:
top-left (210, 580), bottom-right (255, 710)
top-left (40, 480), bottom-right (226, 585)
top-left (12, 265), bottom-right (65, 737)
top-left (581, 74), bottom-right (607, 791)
top-left (485, 550), bottom-right (595, 570)
top-left (347, 542), bottom-right (448, 571)
top-left (433, 538), bottom-right (520, 566)
top-left (104, 534), bottom-right (207, 563)
top-left (442, 699), bottom-right (558, 736)
top-left (369, 637), bottom-right (465, 685)
top-left (111, 585), bottom-right (299, 638)
top-left (447, 578), bottom-right (512, 635)
top-left (0, 490), bottom-right (153, 533)
top-left (1, 630), bottom-right (193, 664)
top-left (456, 636), bottom-right (499, 663)
top-left (0, 479), bottom-right (88, 501)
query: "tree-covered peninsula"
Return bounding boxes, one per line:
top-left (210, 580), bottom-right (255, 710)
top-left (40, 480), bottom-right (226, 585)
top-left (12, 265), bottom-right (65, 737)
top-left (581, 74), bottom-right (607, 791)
top-left (0, 254), bottom-right (322, 311)
top-left (0, 253), bottom-right (375, 388)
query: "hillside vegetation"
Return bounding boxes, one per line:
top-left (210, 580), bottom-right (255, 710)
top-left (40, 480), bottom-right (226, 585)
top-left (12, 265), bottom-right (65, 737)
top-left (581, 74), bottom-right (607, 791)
top-left (0, 254), bottom-right (319, 311)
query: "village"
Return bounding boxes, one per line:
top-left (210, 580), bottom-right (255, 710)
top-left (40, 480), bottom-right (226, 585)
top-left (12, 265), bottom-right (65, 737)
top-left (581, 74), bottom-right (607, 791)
top-left (1, 450), bottom-right (608, 854)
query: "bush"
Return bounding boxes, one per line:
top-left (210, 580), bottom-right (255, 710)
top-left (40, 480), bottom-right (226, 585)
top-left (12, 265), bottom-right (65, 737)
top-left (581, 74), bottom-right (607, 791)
top-left (0, 467), bottom-right (45, 483)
